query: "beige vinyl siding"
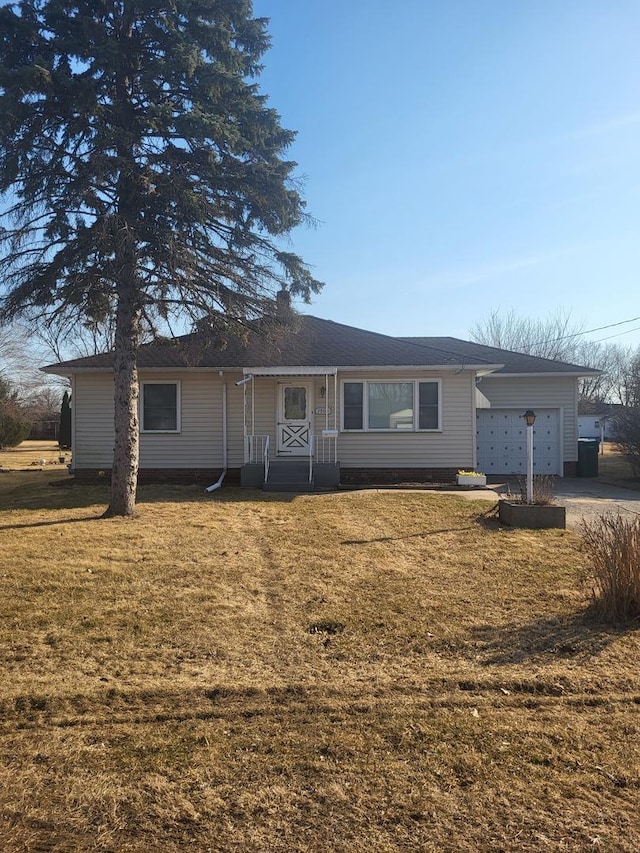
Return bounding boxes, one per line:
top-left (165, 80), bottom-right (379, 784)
top-left (139, 372), bottom-right (222, 468)
top-left (225, 376), bottom-right (246, 467)
top-left (311, 375), bottom-right (338, 434)
top-left (74, 371), bottom-right (227, 469)
top-left (225, 376), bottom-right (276, 465)
top-left (336, 370), bottom-right (475, 468)
top-left (235, 372), bottom-right (474, 469)
top-left (74, 373), bottom-right (115, 468)
top-left (225, 373), bottom-right (339, 468)
top-left (252, 377), bottom-right (278, 439)
top-left (224, 373), bottom-right (314, 467)
top-left (477, 375), bottom-right (577, 462)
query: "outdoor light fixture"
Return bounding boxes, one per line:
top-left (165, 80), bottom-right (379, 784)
top-left (320, 385), bottom-right (326, 398)
top-left (523, 410), bottom-right (536, 503)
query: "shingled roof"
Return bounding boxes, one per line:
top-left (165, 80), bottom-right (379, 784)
top-left (400, 336), bottom-right (600, 375)
top-left (44, 315), bottom-right (599, 376)
top-left (44, 315), bottom-right (501, 373)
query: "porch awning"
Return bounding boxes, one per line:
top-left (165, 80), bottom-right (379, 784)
top-left (243, 366), bottom-right (338, 376)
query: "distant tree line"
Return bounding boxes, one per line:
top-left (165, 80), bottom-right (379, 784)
top-left (0, 321), bottom-right (67, 446)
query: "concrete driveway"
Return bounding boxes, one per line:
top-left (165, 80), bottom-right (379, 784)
top-left (443, 478), bottom-right (640, 530)
top-left (486, 478), bottom-right (640, 530)
top-left (548, 478), bottom-right (640, 529)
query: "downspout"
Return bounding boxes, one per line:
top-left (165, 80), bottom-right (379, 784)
top-left (69, 374), bottom-right (76, 473)
top-left (205, 374), bottom-right (227, 493)
top-left (471, 373), bottom-right (478, 471)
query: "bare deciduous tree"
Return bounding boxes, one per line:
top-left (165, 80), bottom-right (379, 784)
top-left (0, 321), bottom-right (49, 392)
top-left (470, 309), bottom-right (638, 408)
top-left (470, 308), bottom-right (586, 362)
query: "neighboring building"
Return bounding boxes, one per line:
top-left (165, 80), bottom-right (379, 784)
top-left (28, 419), bottom-right (59, 441)
top-left (577, 403), bottom-right (625, 441)
top-left (578, 416), bottom-right (612, 440)
top-left (43, 315), bottom-right (599, 487)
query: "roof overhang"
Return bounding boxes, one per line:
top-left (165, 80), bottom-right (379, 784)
top-left (41, 365), bottom-right (112, 376)
top-left (44, 362), bottom-right (506, 377)
top-left (41, 365), bottom-right (231, 376)
top-left (244, 366), bottom-right (338, 376)
top-left (246, 364), bottom-right (503, 374)
top-left (485, 371), bottom-right (601, 378)
top-left (473, 365), bottom-right (504, 376)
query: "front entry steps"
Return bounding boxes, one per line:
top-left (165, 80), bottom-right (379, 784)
top-left (263, 461), bottom-right (313, 493)
top-left (240, 461), bottom-right (340, 491)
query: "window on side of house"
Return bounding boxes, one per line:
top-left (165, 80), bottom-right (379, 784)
top-left (341, 380), bottom-right (440, 432)
top-left (418, 381), bottom-right (439, 430)
top-left (343, 382), bottom-right (364, 430)
top-left (141, 382), bottom-right (180, 432)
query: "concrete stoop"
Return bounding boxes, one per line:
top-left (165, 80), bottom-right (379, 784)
top-left (263, 462), bottom-right (313, 493)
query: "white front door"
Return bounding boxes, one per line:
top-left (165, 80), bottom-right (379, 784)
top-left (277, 383), bottom-right (312, 455)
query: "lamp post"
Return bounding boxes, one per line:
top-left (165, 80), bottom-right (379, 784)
top-left (523, 409), bottom-right (536, 504)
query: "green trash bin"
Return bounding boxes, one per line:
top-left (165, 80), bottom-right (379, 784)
top-left (577, 439), bottom-right (599, 477)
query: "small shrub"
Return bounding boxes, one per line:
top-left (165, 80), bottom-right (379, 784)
top-left (513, 474), bottom-right (556, 505)
top-left (0, 409), bottom-right (31, 448)
top-left (0, 380), bottom-right (31, 448)
top-left (59, 390), bottom-right (72, 449)
top-left (611, 408), bottom-right (640, 477)
top-left (580, 513), bottom-right (640, 621)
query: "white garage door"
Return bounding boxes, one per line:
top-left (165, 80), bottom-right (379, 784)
top-left (476, 409), bottom-right (561, 475)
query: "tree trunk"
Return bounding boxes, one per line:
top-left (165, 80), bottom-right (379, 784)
top-left (104, 284), bottom-right (141, 517)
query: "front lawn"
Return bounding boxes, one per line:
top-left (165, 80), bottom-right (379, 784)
top-left (0, 475), bottom-right (638, 851)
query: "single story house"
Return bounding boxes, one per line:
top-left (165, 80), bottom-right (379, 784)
top-left (578, 404), bottom-right (625, 441)
top-left (44, 314), bottom-right (599, 489)
top-left (578, 415), bottom-right (613, 441)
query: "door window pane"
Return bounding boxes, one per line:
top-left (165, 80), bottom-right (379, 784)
top-left (284, 386), bottom-right (307, 420)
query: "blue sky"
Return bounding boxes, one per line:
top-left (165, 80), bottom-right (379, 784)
top-left (252, 0), bottom-right (640, 346)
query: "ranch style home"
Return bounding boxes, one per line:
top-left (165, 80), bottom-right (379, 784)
top-left (44, 314), bottom-right (599, 490)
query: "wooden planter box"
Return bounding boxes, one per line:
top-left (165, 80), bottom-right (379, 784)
top-left (498, 500), bottom-right (566, 529)
top-left (456, 474), bottom-right (487, 487)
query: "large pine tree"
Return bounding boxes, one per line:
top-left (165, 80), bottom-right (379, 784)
top-left (0, 0), bottom-right (322, 515)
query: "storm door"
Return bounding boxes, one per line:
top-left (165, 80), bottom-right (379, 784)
top-left (277, 384), bottom-right (311, 455)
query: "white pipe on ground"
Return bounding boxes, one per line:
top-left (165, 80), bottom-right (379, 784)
top-left (205, 470), bottom-right (226, 493)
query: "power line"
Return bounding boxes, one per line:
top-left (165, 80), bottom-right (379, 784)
top-left (593, 325), bottom-right (640, 343)
top-left (537, 315), bottom-right (640, 346)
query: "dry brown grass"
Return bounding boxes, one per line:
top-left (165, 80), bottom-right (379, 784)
top-left (0, 474), bottom-right (639, 851)
top-left (598, 443), bottom-right (640, 487)
top-left (0, 439), bottom-right (69, 471)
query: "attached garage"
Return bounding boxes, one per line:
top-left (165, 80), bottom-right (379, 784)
top-left (403, 336), bottom-right (599, 479)
top-left (476, 408), bottom-right (561, 475)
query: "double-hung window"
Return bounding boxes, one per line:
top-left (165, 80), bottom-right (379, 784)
top-left (342, 380), bottom-right (440, 431)
top-left (141, 382), bottom-right (180, 432)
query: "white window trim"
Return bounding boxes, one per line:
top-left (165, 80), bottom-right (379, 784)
top-left (140, 380), bottom-right (181, 434)
top-left (340, 379), bottom-right (442, 432)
